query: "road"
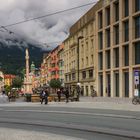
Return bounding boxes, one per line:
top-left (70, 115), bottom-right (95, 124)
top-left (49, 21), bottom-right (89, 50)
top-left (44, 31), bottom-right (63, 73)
top-left (0, 105), bottom-right (140, 140)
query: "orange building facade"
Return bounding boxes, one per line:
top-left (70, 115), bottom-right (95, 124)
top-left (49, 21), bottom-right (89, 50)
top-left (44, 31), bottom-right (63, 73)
top-left (40, 44), bottom-right (64, 86)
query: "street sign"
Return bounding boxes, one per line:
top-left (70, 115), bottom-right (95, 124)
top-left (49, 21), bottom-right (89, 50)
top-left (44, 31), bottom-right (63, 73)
top-left (134, 71), bottom-right (140, 85)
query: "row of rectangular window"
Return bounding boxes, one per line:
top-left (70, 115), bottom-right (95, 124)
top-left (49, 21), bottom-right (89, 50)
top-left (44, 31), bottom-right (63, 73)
top-left (98, 0), bottom-right (140, 30)
top-left (98, 42), bottom-right (140, 70)
top-left (98, 15), bottom-right (140, 50)
top-left (98, 71), bottom-right (129, 97)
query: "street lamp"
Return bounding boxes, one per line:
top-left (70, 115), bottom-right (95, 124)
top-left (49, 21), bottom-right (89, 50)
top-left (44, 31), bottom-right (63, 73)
top-left (77, 36), bottom-right (84, 101)
top-left (77, 36), bottom-right (84, 83)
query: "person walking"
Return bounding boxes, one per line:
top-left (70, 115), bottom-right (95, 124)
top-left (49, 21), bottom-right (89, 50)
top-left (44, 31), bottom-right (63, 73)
top-left (40, 90), bottom-right (45, 104)
top-left (65, 88), bottom-right (69, 103)
top-left (41, 89), bottom-right (49, 105)
top-left (44, 88), bottom-right (49, 104)
top-left (57, 89), bottom-right (61, 102)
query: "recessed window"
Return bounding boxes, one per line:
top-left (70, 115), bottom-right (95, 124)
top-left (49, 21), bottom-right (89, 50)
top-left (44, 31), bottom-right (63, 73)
top-left (114, 25), bottom-right (119, 45)
top-left (135, 0), bottom-right (140, 12)
top-left (106, 28), bottom-right (110, 47)
top-left (72, 73), bottom-right (75, 80)
top-left (106, 50), bottom-right (110, 69)
top-left (114, 1), bottom-right (119, 22)
top-left (114, 48), bottom-right (119, 67)
top-left (99, 52), bottom-right (103, 70)
top-left (82, 71), bottom-right (86, 79)
top-left (123, 45), bottom-right (129, 66)
top-left (106, 7), bottom-right (110, 26)
top-left (135, 42), bottom-right (140, 64)
top-left (99, 32), bottom-right (103, 50)
top-left (124, 20), bottom-right (129, 42)
top-left (124, 72), bottom-right (129, 97)
top-left (89, 70), bottom-right (93, 78)
top-left (124, 0), bottom-right (129, 17)
top-left (98, 11), bottom-right (103, 29)
top-left (135, 16), bottom-right (140, 39)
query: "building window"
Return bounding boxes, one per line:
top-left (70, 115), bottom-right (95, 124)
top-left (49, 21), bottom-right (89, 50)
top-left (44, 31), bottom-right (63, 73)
top-left (86, 57), bottom-right (88, 65)
top-left (114, 48), bottom-right (119, 67)
top-left (114, 1), bottom-right (119, 22)
top-left (106, 74), bottom-right (111, 97)
top-left (99, 74), bottom-right (103, 96)
top-left (91, 39), bottom-right (93, 49)
top-left (91, 55), bottom-right (93, 64)
top-left (124, 0), bottom-right (129, 17)
top-left (124, 45), bottom-right (129, 66)
top-left (135, 16), bottom-right (140, 39)
top-left (135, 0), bottom-right (140, 12)
top-left (86, 42), bottom-right (88, 52)
top-left (106, 28), bottom-right (110, 47)
top-left (72, 73), bottom-right (75, 80)
top-left (106, 50), bottom-right (110, 69)
top-left (124, 71), bottom-right (129, 97)
top-left (135, 42), bottom-right (140, 64)
top-left (124, 20), bottom-right (129, 42)
top-left (98, 11), bottom-right (103, 29)
top-left (114, 72), bottom-right (119, 97)
top-left (81, 58), bottom-right (84, 67)
top-left (69, 74), bottom-right (71, 81)
top-left (99, 52), bottom-right (103, 70)
top-left (114, 25), bottom-right (119, 45)
top-left (106, 7), bottom-right (110, 26)
top-left (89, 69), bottom-right (93, 78)
top-left (82, 71), bottom-right (86, 79)
top-left (99, 32), bottom-right (103, 50)
top-left (65, 75), bottom-right (68, 82)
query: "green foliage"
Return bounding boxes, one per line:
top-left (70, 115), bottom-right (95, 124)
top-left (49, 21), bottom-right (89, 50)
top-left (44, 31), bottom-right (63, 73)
top-left (49, 79), bottom-right (62, 89)
top-left (12, 76), bottom-right (23, 88)
top-left (0, 43), bottom-right (47, 75)
top-left (0, 76), bottom-right (3, 81)
top-left (4, 85), bottom-right (12, 93)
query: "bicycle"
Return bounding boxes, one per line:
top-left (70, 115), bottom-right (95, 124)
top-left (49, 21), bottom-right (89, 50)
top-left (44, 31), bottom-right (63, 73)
top-left (132, 97), bottom-right (140, 105)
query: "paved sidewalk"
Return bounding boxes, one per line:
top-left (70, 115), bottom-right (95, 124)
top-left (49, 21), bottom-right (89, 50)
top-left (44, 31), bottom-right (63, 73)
top-left (0, 97), bottom-right (140, 112)
top-left (0, 127), bottom-right (83, 140)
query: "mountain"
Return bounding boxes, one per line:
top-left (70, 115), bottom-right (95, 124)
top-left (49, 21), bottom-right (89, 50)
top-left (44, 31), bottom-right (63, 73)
top-left (0, 40), bottom-right (49, 76)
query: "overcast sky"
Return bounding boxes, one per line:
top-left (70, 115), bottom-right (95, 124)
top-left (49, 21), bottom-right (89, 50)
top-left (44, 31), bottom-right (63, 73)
top-left (0, 0), bottom-right (98, 50)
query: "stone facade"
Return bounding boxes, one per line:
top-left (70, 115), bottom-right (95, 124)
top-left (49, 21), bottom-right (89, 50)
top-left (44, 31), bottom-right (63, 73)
top-left (63, 0), bottom-right (140, 98)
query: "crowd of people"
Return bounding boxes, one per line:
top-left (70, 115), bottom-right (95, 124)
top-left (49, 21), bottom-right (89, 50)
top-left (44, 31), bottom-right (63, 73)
top-left (40, 86), bottom-right (82, 105)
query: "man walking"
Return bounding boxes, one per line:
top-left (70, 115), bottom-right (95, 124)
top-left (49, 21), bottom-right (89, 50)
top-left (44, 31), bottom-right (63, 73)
top-left (41, 88), bottom-right (49, 105)
top-left (64, 88), bottom-right (69, 103)
top-left (57, 89), bottom-right (61, 102)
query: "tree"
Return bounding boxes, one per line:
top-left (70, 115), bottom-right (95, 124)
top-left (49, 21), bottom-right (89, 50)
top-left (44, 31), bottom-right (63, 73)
top-left (4, 85), bottom-right (12, 93)
top-left (12, 76), bottom-right (23, 88)
top-left (0, 76), bottom-right (3, 81)
top-left (49, 79), bottom-right (62, 89)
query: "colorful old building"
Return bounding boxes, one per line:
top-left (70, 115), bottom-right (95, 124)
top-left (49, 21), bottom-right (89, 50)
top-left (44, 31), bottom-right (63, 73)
top-left (4, 74), bottom-right (16, 86)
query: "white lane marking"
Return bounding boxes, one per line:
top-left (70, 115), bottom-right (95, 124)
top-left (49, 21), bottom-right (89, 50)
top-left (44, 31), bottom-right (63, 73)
top-left (3, 109), bottom-right (137, 119)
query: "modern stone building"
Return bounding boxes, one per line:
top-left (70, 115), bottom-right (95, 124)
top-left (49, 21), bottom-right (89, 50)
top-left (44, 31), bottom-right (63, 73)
top-left (95, 0), bottom-right (140, 98)
top-left (63, 0), bottom-right (140, 98)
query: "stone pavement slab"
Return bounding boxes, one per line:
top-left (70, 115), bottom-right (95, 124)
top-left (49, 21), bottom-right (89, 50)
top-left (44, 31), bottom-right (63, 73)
top-left (0, 127), bottom-right (83, 140)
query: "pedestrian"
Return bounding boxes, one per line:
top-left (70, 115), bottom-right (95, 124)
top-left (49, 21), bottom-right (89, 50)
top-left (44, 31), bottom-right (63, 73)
top-left (64, 88), bottom-right (69, 103)
top-left (44, 88), bottom-right (49, 105)
top-left (41, 89), bottom-right (49, 105)
top-left (8, 91), bottom-right (11, 102)
top-left (57, 89), bottom-right (61, 102)
top-left (40, 90), bottom-right (45, 104)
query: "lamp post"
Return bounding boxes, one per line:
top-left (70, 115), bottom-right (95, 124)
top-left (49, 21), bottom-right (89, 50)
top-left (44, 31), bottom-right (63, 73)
top-left (77, 36), bottom-right (83, 101)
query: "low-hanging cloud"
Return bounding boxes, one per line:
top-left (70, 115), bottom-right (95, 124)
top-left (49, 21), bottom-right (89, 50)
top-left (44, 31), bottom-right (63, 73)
top-left (0, 0), bottom-right (98, 50)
